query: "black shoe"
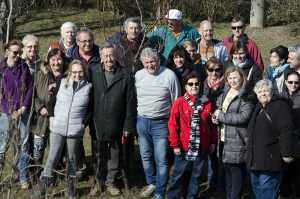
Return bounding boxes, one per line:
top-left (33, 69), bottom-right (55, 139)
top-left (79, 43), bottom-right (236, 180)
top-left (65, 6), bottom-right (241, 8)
top-left (200, 186), bottom-right (216, 197)
top-left (66, 177), bottom-right (77, 199)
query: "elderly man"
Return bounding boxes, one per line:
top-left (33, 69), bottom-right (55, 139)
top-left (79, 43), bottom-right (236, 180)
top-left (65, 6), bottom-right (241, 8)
top-left (107, 17), bottom-right (149, 74)
top-left (197, 20), bottom-right (228, 66)
top-left (288, 44), bottom-right (300, 74)
top-left (49, 22), bottom-right (77, 57)
top-left (148, 9), bottom-right (199, 64)
top-left (136, 47), bottom-right (181, 199)
top-left (223, 17), bottom-right (264, 71)
top-left (89, 44), bottom-right (137, 196)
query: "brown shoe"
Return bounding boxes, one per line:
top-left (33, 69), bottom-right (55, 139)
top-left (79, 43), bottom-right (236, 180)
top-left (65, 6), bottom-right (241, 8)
top-left (89, 183), bottom-right (104, 196)
top-left (106, 184), bottom-right (121, 196)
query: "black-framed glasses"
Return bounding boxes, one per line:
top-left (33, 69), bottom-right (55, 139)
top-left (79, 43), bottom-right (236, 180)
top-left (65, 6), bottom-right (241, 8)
top-left (231, 26), bottom-right (243, 30)
top-left (187, 82), bottom-right (200, 87)
top-left (207, 68), bottom-right (222, 73)
top-left (287, 81), bottom-right (300, 85)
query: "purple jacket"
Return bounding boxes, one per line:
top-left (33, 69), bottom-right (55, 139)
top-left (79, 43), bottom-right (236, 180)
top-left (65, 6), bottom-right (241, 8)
top-left (0, 58), bottom-right (33, 114)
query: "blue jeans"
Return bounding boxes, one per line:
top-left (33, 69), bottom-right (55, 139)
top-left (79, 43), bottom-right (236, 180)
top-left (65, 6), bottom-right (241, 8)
top-left (137, 115), bottom-right (169, 197)
top-left (0, 113), bottom-right (30, 182)
top-left (42, 132), bottom-right (80, 178)
top-left (207, 150), bottom-right (218, 188)
top-left (168, 150), bottom-right (206, 199)
top-left (251, 170), bottom-right (283, 199)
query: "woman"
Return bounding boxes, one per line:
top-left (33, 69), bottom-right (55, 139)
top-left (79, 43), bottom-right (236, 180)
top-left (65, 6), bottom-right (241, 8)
top-left (168, 72), bottom-right (217, 199)
top-left (279, 71), bottom-right (300, 198)
top-left (165, 45), bottom-right (194, 93)
top-left (201, 56), bottom-right (225, 197)
top-left (246, 79), bottom-right (294, 199)
top-left (22, 34), bottom-right (41, 74)
top-left (266, 45), bottom-right (291, 96)
top-left (32, 60), bottom-right (91, 198)
top-left (227, 39), bottom-right (262, 99)
top-left (0, 39), bottom-right (33, 189)
top-left (31, 48), bottom-right (68, 172)
top-left (212, 66), bottom-right (253, 199)
top-left (183, 39), bottom-right (206, 82)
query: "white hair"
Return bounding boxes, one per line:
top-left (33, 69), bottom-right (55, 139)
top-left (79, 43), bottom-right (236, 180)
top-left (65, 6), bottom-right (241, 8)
top-left (61, 22), bottom-right (77, 32)
top-left (22, 34), bottom-right (39, 46)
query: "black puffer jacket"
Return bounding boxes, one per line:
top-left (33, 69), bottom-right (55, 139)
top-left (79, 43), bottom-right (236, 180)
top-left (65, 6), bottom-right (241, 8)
top-left (89, 62), bottom-right (137, 141)
top-left (246, 95), bottom-right (294, 172)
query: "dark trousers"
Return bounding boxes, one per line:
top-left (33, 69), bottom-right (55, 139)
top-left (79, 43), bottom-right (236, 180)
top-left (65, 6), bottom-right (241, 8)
top-left (168, 151), bottom-right (206, 199)
top-left (223, 162), bottom-right (246, 199)
top-left (280, 157), bottom-right (300, 197)
top-left (95, 140), bottom-right (120, 185)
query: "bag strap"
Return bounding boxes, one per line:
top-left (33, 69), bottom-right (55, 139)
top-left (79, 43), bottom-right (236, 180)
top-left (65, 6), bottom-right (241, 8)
top-left (262, 109), bottom-right (280, 137)
top-left (199, 114), bottom-right (212, 135)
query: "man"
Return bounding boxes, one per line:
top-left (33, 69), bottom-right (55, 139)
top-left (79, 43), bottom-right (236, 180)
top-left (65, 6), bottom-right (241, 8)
top-left (107, 17), bottom-right (149, 74)
top-left (49, 22), bottom-right (77, 57)
top-left (223, 17), bottom-right (264, 71)
top-left (89, 44), bottom-right (137, 196)
top-left (69, 28), bottom-right (100, 68)
top-left (288, 44), bottom-right (300, 74)
top-left (148, 9), bottom-right (199, 64)
top-left (197, 20), bottom-right (228, 66)
top-left (136, 47), bottom-right (181, 199)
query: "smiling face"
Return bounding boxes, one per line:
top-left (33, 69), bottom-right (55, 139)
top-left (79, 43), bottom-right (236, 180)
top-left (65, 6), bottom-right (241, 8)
top-left (71, 63), bottom-right (85, 83)
top-left (6, 45), bottom-right (22, 64)
top-left (142, 56), bottom-right (160, 75)
top-left (233, 48), bottom-right (246, 63)
top-left (199, 21), bottom-right (213, 42)
top-left (285, 74), bottom-right (300, 94)
top-left (269, 52), bottom-right (284, 68)
top-left (288, 52), bottom-right (300, 70)
top-left (185, 77), bottom-right (200, 96)
top-left (256, 86), bottom-right (272, 105)
top-left (77, 32), bottom-right (94, 53)
top-left (227, 71), bottom-right (243, 90)
top-left (101, 47), bottom-right (117, 70)
top-left (185, 45), bottom-right (197, 61)
top-left (173, 54), bottom-right (185, 68)
top-left (24, 40), bottom-right (38, 60)
top-left (61, 27), bottom-right (76, 45)
top-left (206, 63), bottom-right (222, 81)
top-left (49, 53), bottom-right (64, 72)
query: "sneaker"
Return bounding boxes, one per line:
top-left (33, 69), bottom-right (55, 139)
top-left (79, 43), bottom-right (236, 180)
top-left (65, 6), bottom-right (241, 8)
top-left (89, 183), bottom-right (104, 196)
top-left (106, 184), bottom-right (121, 196)
top-left (140, 184), bottom-right (156, 198)
top-left (21, 180), bottom-right (30, 190)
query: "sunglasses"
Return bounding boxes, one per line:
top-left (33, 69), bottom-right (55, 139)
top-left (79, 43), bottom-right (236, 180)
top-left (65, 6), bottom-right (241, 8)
top-left (231, 26), bottom-right (243, 30)
top-left (287, 81), bottom-right (300, 85)
top-left (187, 82), bottom-right (200, 87)
top-left (12, 51), bottom-right (22, 55)
top-left (207, 68), bottom-right (222, 73)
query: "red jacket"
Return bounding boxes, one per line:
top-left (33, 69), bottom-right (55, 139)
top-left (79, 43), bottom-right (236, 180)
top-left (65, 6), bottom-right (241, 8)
top-left (168, 93), bottom-right (217, 152)
top-left (223, 34), bottom-right (264, 71)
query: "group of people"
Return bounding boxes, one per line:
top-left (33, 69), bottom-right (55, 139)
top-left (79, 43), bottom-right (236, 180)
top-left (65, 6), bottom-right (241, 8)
top-left (0, 8), bottom-right (300, 199)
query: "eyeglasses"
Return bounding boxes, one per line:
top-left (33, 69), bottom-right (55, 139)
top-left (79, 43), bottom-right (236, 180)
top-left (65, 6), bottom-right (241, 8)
top-left (26, 45), bottom-right (38, 49)
top-left (72, 71), bottom-right (84, 75)
top-left (231, 26), bottom-right (243, 30)
top-left (287, 81), bottom-right (300, 85)
top-left (207, 68), bottom-right (222, 73)
top-left (78, 40), bottom-right (93, 44)
top-left (186, 82), bottom-right (200, 87)
top-left (12, 51), bottom-right (22, 55)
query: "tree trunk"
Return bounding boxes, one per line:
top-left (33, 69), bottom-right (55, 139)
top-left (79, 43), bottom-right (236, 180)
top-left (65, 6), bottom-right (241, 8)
top-left (250, 0), bottom-right (265, 28)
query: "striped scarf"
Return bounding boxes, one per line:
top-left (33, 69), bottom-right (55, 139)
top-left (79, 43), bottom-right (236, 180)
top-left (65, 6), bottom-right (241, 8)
top-left (184, 94), bottom-right (203, 161)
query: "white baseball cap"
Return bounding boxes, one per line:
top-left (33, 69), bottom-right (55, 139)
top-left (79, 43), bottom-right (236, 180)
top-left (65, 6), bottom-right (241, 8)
top-left (165, 9), bottom-right (182, 20)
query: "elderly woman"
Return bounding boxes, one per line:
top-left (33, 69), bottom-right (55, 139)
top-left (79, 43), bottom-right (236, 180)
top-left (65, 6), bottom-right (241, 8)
top-left (165, 45), bottom-right (194, 93)
top-left (22, 34), bottom-right (41, 74)
top-left (266, 45), bottom-right (291, 96)
top-left (212, 66), bottom-right (253, 199)
top-left (32, 60), bottom-right (91, 198)
top-left (49, 22), bottom-right (77, 57)
top-left (0, 39), bottom-right (33, 189)
top-left (279, 71), bottom-right (300, 198)
top-left (168, 72), bottom-right (217, 199)
top-left (31, 49), bottom-right (68, 174)
top-left (246, 79), bottom-right (294, 199)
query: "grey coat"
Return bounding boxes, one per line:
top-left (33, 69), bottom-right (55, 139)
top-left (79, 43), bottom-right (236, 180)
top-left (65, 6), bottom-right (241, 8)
top-left (216, 84), bottom-right (254, 164)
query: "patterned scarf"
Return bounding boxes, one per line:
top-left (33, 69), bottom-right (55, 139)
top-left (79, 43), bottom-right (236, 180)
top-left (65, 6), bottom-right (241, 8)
top-left (184, 94), bottom-right (203, 161)
top-left (207, 76), bottom-right (224, 91)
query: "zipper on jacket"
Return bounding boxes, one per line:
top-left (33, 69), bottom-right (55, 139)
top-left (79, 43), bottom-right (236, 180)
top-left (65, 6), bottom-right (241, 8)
top-left (66, 90), bottom-right (75, 136)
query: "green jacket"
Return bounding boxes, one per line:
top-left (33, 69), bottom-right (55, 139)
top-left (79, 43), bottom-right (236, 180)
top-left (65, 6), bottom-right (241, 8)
top-left (147, 24), bottom-right (200, 64)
